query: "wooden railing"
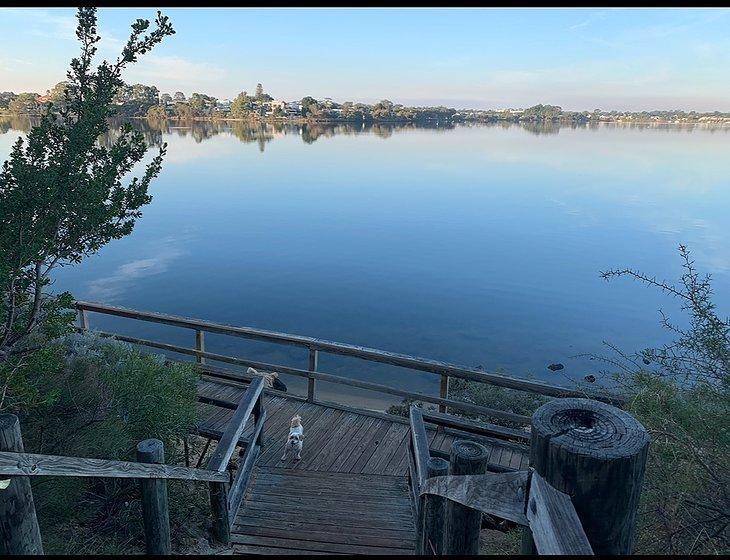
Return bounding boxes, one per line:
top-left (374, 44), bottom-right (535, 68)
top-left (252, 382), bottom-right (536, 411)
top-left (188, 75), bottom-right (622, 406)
top-left (204, 375), bottom-right (266, 543)
top-left (406, 406), bottom-right (593, 555)
top-left (75, 301), bottom-right (625, 427)
top-left (0, 377), bottom-right (267, 554)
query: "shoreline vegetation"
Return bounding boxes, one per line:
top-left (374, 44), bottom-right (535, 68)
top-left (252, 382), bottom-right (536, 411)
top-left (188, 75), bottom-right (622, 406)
top-left (3, 81), bottom-right (730, 127)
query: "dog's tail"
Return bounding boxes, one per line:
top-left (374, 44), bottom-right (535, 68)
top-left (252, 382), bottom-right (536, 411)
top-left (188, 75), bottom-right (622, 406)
top-left (290, 414), bottom-right (302, 428)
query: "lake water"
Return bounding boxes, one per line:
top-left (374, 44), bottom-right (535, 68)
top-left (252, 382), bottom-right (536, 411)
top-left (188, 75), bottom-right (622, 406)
top-left (2, 117), bottom-right (729, 407)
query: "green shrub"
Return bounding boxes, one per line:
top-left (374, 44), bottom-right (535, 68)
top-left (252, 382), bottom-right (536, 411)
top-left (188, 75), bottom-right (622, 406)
top-left (601, 245), bottom-right (729, 554)
top-left (19, 332), bottom-right (203, 554)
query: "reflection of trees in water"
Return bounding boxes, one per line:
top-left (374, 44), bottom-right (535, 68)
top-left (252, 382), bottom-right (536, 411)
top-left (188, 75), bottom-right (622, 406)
top-left (3, 117), bottom-right (728, 149)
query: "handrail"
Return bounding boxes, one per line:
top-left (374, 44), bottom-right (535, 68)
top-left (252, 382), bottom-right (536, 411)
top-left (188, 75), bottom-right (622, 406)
top-left (75, 300), bottom-right (624, 405)
top-left (86, 329), bottom-right (532, 424)
top-left (0, 450), bottom-right (228, 483)
top-left (206, 376), bottom-right (265, 473)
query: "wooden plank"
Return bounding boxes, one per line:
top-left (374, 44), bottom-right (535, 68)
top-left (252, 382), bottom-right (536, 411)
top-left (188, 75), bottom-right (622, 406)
top-left (421, 410), bottom-right (531, 443)
top-left (409, 408), bottom-right (430, 487)
top-left (233, 543), bottom-right (342, 555)
top-left (233, 524), bottom-right (415, 548)
top-left (420, 471), bottom-right (529, 526)
top-left (306, 413), bottom-right (364, 471)
top-left (526, 472), bottom-right (594, 555)
top-left (327, 416), bottom-right (379, 473)
top-left (227, 410), bottom-right (266, 523)
top-left (207, 376), bottom-right (265, 472)
top-left (77, 300), bottom-right (623, 403)
top-left (0, 451), bottom-right (227, 483)
top-left (362, 423), bottom-right (410, 475)
top-left (236, 507), bottom-right (413, 532)
top-left (234, 517), bottom-right (415, 539)
top-left (230, 534), bottom-right (414, 555)
top-left (349, 420), bottom-right (394, 473)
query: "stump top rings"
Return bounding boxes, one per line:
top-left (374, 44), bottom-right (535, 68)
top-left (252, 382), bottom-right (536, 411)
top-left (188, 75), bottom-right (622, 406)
top-left (532, 398), bottom-right (649, 459)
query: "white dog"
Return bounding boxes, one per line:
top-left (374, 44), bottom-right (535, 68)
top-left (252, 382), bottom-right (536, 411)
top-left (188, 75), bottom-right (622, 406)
top-left (280, 415), bottom-right (304, 461)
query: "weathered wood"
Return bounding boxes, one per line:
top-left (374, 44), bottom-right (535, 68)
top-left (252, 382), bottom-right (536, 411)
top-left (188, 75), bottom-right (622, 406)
top-left (421, 470), bottom-right (529, 526)
top-left (209, 480), bottom-right (230, 545)
top-left (136, 439), bottom-right (171, 555)
top-left (196, 329), bottom-right (206, 365)
top-left (0, 414), bottom-right (43, 555)
top-left (76, 300), bottom-right (624, 403)
top-left (0, 451), bottom-right (228, 482)
top-left (207, 376), bottom-right (265, 472)
top-left (253, 393), bottom-right (265, 448)
top-left (524, 398), bottom-right (649, 555)
top-left (444, 439), bottom-right (489, 555)
top-left (409, 407), bottom-right (431, 487)
top-left (308, 348), bottom-right (318, 402)
top-left (526, 471), bottom-right (593, 555)
top-left (78, 308), bottom-right (89, 330)
top-left (438, 374), bottom-right (449, 413)
top-left (422, 410), bottom-right (531, 443)
top-left (227, 410), bottom-right (266, 524)
top-left (420, 457), bottom-right (449, 555)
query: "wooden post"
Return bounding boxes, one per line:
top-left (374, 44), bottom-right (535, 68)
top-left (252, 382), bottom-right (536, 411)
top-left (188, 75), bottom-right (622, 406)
top-left (438, 374), bottom-right (449, 413)
top-left (444, 440), bottom-right (489, 555)
top-left (0, 414), bottom-right (44, 555)
top-left (78, 308), bottom-right (89, 331)
top-left (307, 348), bottom-right (318, 402)
top-left (253, 394), bottom-right (264, 448)
top-left (209, 481), bottom-right (230, 545)
top-left (195, 330), bottom-right (205, 365)
top-left (421, 456), bottom-right (449, 555)
top-left (523, 398), bottom-right (649, 555)
top-left (136, 439), bottom-right (171, 555)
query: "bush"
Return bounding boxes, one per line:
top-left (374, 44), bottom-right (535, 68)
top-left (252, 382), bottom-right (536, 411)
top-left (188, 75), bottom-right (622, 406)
top-left (600, 245), bottom-right (729, 554)
top-left (19, 332), bottom-right (203, 554)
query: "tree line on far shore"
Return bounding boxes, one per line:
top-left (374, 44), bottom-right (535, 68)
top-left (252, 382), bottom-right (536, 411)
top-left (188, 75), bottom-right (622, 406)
top-left (3, 82), bottom-right (730, 125)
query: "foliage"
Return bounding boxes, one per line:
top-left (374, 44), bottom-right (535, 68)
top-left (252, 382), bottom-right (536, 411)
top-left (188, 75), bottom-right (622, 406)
top-left (146, 104), bottom-right (168, 121)
top-left (626, 374), bottom-right (728, 554)
top-left (0, 8), bottom-right (174, 386)
top-left (600, 245), bottom-right (729, 554)
top-left (22, 332), bottom-right (202, 554)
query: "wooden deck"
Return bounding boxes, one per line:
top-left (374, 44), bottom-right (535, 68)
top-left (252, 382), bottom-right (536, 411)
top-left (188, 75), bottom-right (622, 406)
top-left (195, 374), bottom-right (530, 554)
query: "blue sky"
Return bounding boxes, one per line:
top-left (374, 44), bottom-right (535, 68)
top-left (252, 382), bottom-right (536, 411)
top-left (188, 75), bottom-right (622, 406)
top-left (1, 8), bottom-right (729, 111)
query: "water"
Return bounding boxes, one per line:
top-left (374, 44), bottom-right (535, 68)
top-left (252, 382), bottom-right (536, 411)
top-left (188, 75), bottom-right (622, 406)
top-left (2, 117), bottom-right (729, 406)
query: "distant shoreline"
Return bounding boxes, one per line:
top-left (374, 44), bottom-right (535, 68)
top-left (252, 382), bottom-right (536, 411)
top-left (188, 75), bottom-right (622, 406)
top-left (3, 112), bottom-right (730, 128)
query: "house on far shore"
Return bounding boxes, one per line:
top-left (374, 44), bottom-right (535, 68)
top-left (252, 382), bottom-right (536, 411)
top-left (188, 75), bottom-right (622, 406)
top-left (217, 99), bottom-right (232, 111)
top-left (266, 99), bottom-right (287, 115)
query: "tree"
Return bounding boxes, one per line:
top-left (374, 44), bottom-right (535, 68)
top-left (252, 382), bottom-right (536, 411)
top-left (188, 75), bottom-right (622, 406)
top-left (231, 91), bottom-right (253, 118)
top-left (300, 96), bottom-right (318, 117)
top-left (173, 91), bottom-right (186, 102)
top-left (7, 93), bottom-right (40, 114)
top-left (174, 102), bottom-right (193, 120)
top-left (0, 8), bottom-right (174, 389)
top-left (255, 83), bottom-right (264, 100)
top-left (146, 104), bottom-right (168, 120)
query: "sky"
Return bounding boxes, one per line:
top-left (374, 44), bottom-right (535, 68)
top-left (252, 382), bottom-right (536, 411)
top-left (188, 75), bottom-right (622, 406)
top-left (1, 7), bottom-right (729, 111)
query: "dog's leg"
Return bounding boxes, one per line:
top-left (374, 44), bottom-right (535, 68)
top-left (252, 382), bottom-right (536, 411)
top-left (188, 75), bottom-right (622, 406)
top-left (280, 447), bottom-right (288, 461)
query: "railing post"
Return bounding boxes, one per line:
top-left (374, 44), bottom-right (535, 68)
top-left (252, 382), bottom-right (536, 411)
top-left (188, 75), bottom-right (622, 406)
top-left (209, 481), bottom-right (230, 545)
top-left (78, 307), bottom-right (89, 331)
top-left (420, 456), bottom-right (449, 555)
top-left (253, 393), bottom-right (264, 448)
top-left (438, 374), bottom-right (449, 413)
top-left (522, 398), bottom-right (649, 555)
top-left (444, 440), bottom-right (489, 555)
top-left (307, 348), bottom-right (318, 402)
top-left (195, 330), bottom-right (205, 365)
top-left (0, 414), bottom-right (43, 555)
top-left (136, 439), bottom-right (171, 555)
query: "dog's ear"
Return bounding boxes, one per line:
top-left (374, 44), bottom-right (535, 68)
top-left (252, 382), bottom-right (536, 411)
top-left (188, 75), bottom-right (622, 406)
top-left (271, 372), bottom-right (279, 378)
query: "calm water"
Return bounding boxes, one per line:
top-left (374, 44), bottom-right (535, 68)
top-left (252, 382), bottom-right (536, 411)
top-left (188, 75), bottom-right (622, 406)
top-left (2, 117), bottom-right (729, 406)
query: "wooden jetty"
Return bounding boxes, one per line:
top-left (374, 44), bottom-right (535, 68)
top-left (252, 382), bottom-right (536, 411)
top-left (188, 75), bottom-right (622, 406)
top-left (0, 302), bottom-right (649, 556)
